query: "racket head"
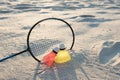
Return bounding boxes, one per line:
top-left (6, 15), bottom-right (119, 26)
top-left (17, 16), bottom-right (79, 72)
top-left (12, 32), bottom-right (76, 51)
top-left (27, 18), bottom-right (75, 62)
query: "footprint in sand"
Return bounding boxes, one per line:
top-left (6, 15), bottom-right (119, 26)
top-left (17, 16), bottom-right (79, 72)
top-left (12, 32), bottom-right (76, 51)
top-left (99, 41), bottom-right (120, 64)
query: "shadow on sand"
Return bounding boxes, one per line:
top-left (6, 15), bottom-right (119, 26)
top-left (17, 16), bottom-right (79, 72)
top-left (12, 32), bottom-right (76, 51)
top-left (33, 52), bottom-right (90, 80)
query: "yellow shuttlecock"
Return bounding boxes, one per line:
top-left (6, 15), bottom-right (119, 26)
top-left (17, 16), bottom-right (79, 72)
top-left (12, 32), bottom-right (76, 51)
top-left (55, 44), bottom-right (71, 63)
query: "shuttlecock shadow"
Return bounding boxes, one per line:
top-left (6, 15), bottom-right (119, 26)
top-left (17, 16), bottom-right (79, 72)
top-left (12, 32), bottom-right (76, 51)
top-left (33, 51), bottom-right (90, 80)
top-left (33, 62), bottom-right (58, 80)
top-left (33, 61), bottom-right (78, 80)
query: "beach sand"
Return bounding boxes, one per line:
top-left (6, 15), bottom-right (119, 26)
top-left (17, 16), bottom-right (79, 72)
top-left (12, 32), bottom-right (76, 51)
top-left (0, 0), bottom-right (120, 80)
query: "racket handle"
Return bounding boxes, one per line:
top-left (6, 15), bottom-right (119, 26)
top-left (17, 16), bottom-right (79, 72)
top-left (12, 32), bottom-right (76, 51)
top-left (0, 53), bottom-right (17, 62)
top-left (0, 49), bottom-right (28, 62)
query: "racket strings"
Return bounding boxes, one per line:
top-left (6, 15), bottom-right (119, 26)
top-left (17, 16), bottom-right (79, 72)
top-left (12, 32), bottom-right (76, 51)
top-left (28, 19), bottom-right (73, 60)
top-left (30, 39), bottom-right (62, 56)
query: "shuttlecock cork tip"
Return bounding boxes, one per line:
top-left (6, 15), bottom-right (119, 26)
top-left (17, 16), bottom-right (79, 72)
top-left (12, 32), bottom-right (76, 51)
top-left (53, 47), bottom-right (59, 53)
top-left (59, 44), bottom-right (66, 50)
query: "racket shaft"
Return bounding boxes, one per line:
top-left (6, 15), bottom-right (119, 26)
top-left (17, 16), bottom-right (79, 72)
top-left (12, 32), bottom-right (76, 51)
top-left (0, 49), bottom-right (28, 62)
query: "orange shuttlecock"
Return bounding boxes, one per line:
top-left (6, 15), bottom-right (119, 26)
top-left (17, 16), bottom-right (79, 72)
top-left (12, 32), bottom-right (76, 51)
top-left (42, 47), bottom-right (59, 67)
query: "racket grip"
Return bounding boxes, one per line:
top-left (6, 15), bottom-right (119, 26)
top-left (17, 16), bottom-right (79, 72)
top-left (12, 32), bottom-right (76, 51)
top-left (0, 49), bottom-right (28, 62)
top-left (0, 53), bottom-right (17, 62)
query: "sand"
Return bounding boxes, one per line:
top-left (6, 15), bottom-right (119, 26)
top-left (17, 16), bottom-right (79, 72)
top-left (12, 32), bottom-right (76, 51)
top-left (0, 0), bottom-right (120, 80)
